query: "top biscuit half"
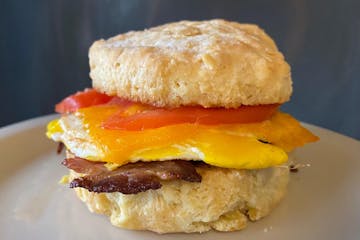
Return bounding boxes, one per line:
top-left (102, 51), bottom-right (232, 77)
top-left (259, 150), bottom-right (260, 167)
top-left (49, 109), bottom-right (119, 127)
top-left (89, 19), bottom-right (292, 108)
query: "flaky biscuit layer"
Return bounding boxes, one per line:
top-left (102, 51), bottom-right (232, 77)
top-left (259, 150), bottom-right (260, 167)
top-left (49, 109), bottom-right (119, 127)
top-left (71, 165), bottom-right (289, 233)
top-left (89, 19), bottom-right (292, 107)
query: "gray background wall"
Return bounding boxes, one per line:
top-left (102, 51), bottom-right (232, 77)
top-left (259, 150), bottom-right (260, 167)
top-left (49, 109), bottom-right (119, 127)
top-left (1, 0), bottom-right (359, 139)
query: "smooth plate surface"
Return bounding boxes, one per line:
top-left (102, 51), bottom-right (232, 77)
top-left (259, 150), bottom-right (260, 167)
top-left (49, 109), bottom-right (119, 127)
top-left (0, 115), bottom-right (359, 240)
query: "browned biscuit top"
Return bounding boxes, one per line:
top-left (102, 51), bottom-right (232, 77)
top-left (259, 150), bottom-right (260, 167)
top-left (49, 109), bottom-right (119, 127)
top-left (89, 19), bottom-right (292, 107)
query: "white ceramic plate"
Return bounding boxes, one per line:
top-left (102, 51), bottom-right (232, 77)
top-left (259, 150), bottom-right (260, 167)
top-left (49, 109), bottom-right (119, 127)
top-left (0, 115), bottom-right (359, 240)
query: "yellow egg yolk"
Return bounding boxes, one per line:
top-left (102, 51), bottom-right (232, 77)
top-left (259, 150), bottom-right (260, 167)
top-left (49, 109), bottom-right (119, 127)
top-left (47, 104), bottom-right (318, 169)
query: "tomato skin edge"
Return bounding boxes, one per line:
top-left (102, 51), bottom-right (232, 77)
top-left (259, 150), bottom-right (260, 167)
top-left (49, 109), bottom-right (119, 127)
top-left (55, 89), bottom-right (280, 130)
top-left (102, 104), bottom-right (280, 131)
top-left (55, 89), bottom-right (113, 114)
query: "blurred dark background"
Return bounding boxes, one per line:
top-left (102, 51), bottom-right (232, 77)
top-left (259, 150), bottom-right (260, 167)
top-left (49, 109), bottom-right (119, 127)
top-left (0, 0), bottom-right (359, 139)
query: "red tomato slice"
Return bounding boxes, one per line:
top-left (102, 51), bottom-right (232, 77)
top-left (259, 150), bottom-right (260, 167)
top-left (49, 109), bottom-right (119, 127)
top-left (55, 89), bottom-right (113, 113)
top-left (102, 104), bottom-right (280, 131)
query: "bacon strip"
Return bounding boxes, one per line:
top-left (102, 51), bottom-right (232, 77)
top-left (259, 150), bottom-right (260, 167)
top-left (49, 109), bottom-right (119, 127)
top-left (62, 157), bottom-right (201, 194)
top-left (62, 157), bottom-right (107, 175)
top-left (57, 142), bottom-right (65, 154)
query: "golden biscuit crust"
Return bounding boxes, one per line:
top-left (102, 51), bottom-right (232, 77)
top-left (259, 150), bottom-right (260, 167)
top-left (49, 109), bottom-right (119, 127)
top-left (70, 165), bottom-right (289, 233)
top-left (89, 19), bottom-right (292, 108)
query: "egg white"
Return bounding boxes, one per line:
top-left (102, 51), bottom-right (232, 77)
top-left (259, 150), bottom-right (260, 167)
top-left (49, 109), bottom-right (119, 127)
top-left (50, 115), bottom-right (204, 163)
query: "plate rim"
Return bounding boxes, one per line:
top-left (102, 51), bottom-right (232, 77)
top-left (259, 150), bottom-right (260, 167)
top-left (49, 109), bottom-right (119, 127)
top-left (0, 114), bottom-right (58, 139)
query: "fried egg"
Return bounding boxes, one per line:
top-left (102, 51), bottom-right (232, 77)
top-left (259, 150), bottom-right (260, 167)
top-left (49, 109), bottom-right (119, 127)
top-left (47, 106), bottom-right (318, 170)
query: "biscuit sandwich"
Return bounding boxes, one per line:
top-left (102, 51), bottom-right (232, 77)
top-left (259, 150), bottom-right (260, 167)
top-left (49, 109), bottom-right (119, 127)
top-left (46, 19), bottom-right (318, 233)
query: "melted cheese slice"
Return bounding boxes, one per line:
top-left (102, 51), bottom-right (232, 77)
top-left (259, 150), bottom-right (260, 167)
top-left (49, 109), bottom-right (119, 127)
top-left (47, 105), bottom-right (318, 169)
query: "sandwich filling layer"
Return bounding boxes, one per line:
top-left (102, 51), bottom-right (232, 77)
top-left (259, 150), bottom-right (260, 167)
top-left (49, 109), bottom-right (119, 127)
top-left (47, 90), bottom-right (318, 170)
